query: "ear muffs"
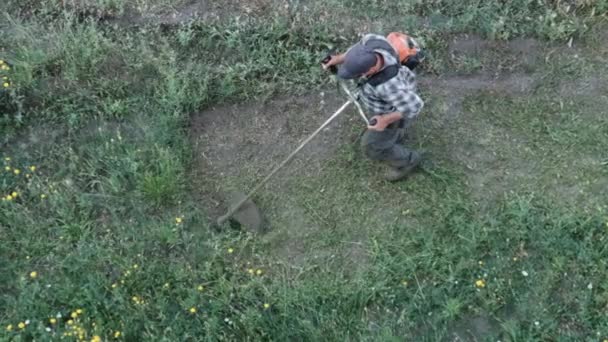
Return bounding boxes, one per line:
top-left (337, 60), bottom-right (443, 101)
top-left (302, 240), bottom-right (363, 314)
top-left (403, 50), bottom-right (425, 70)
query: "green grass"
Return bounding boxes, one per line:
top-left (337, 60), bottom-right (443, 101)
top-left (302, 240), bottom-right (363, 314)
top-left (2, 0), bottom-right (608, 340)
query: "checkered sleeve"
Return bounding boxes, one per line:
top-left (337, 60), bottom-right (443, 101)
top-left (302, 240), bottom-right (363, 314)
top-left (377, 68), bottom-right (424, 119)
top-left (358, 92), bottom-right (388, 115)
top-left (385, 88), bottom-right (423, 119)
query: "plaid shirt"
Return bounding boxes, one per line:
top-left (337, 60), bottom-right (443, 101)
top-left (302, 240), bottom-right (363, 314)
top-left (357, 66), bottom-right (423, 119)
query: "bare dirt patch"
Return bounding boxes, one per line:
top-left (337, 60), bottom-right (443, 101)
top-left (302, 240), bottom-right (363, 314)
top-left (189, 90), bottom-right (360, 220)
top-left (190, 91), bottom-right (355, 180)
top-left (189, 89), bottom-right (371, 265)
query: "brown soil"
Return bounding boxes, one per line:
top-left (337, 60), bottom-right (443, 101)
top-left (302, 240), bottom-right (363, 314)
top-left (188, 90), bottom-right (359, 222)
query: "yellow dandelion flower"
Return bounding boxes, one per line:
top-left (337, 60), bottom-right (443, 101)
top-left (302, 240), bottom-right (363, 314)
top-left (13, 169), bottom-right (20, 175)
top-left (189, 307), bottom-right (197, 314)
top-left (263, 303), bottom-right (270, 309)
top-left (132, 296), bottom-right (139, 302)
top-left (18, 322), bottom-right (25, 329)
top-left (247, 268), bottom-right (254, 275)
top-left (175, 217), bottom-right (183, 224)
top-left (4, 157), bottom-right (9, 161)
top-left (0, 60), bottom-right (4, 64)
top-left (197, 285), bottom-right (204, 291)
top-left (132, 264), bottom-right (138, 269)
top-left (41, 194), bottom-right (47, 199)
top-left (2, 82), bottom-right (9, 88)
top-left (475, 279), bottom-right (486, 288)
top-left (4, 166), bottom-right (9, 171)
top-left (111, 283), bottom-right (118, 288)
top-left (114, 331), bottom-right (122, 338)
top-left (50, 318), bottom-right (57, 324)
top-left (163, 283), bottom-right (170, 288)
top-left (11, 192), bottom-right (17, 197)
top-left (67, 320), bottom-right (74, 325)
top-left (6, 324), bottom-right (13, 331)
top-left (71, 312), bottom-right (78, 318)
top-left (26, 173), bottom-right (31, 178)
top-left (227, 248), bottom-right (234, 254)
top-left (256, 269), bottom-right (263, 275)
top-left (76, 309), bottom-right (83, 314)
top-left (6, 195), bottom-right (13, 201)
top-left (29, 166), bottom-right (36, 172)
top-left (30, 271), bottom-right (37, 278)
top-left (91, 335), bottom-right (102, 342)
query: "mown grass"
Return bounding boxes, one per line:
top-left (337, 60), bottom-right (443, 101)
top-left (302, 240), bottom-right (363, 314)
top-left (1, 0), bottom-right (608, 340)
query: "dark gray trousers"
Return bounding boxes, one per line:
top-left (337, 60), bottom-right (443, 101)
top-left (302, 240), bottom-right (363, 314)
top-left (361, 119), bottom-right (419, 168)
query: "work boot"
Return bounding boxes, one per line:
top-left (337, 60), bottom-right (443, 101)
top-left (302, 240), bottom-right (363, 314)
top-left (383, 153), bottom-right (421, 182)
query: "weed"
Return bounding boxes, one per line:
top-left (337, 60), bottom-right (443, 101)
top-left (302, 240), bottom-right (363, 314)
top-left (138, 146), bottom-right (183, 207)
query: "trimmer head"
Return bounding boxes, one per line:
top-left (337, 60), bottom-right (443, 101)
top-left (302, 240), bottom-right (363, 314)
top-left (222, 192), bottom-right (263, 233)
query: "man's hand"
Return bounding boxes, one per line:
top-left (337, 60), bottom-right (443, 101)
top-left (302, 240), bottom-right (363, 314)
top-left (321, 53), bottom-right (345, 71)
top-left (367, 112), bottom-right (403, 131)
top-left (368, 115), bottom-right (390, 131)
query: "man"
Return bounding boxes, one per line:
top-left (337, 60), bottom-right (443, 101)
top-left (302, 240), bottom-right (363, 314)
top-left (322, 33), bottom-right (424, 182)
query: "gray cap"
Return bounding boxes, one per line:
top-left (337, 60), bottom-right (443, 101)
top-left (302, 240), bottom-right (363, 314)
top-left (337, 43), bottom-right (378, 79)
